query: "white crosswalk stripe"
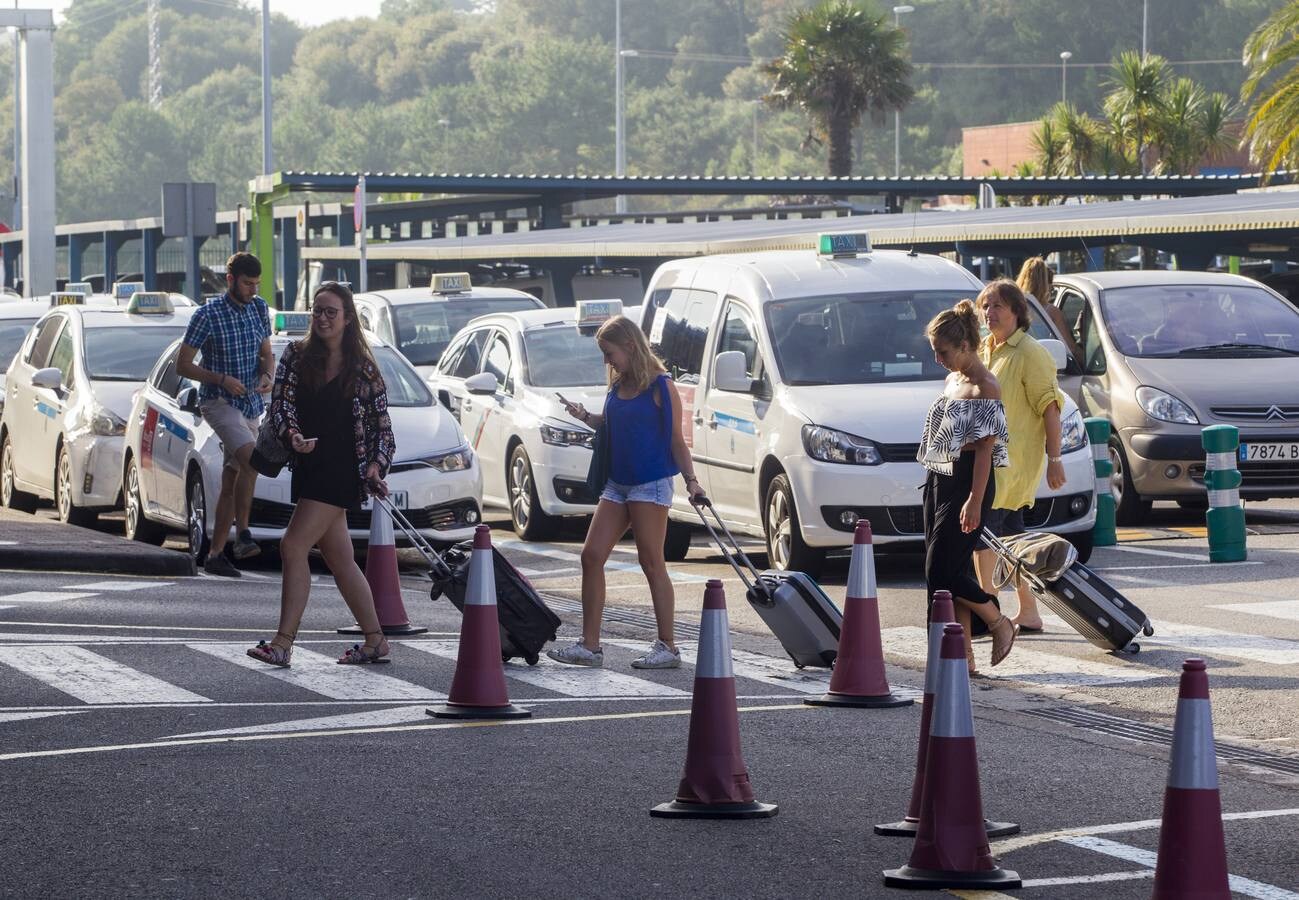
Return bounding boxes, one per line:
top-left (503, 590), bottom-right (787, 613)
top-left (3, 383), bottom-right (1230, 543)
top-left (0, 645), bottom-right (211, 704)
top-left (165, 705), bottom-right (434, 740)
top-left (60, 581), bottom-right (175, 592)
top-left (0, 592), bottom-right (97, 604)
top-left (1040, 613), bottom-right (1299, 666)
top-left (1209, 600), bottom-right (1299, 625)
top-left (495, 538), bottom-right (711, 584)
top-left (604, 639), bottom-right (855, 696)
top-left (188, 643), bottom-right (443, 701)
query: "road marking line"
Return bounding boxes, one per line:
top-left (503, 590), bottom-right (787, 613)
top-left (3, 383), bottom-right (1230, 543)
top-left (60, 581), bottom-right (175, 591)
top-left (1092, 561), bottom-right (1262, 571)
top-left (0, 634), bottom-right (460, 646)
top-left (1043, 613), bottom-right (1299, 666)
top-left (992, 807), bottom-right (1299, 854)
top-left (0, 703), bottom-right (809, 762)
top-left (1020, 871), bottom-right (1153, 887)
top-left (0, 620), bottom-right (457, 634)
top-left (0, 709), bottom-right (93, 724)
top-left (399, 640), bottom-right (689, 697)
top-left (884, 626), bottom-right (1160, 687)
top-left (1109, 545), bottom-right (1210, 561)
top-left (189, 643), bottom-right (440, 701)
top-left (1210, 600), bottom-right (1299, 624)
top-left (495, 538), bottom-right (711, 584)
top-left (0, 645), bottom-right (211, 704)
top-left (163, 704), bottom-right (438, 739)
top-left (0, 591), bottom-right (98, 604)
top-left (1061, 835), bottom-right (1299, 900)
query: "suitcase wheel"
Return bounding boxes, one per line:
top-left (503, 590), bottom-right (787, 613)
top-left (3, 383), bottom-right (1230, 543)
top-left (524, 651), bottom-right (540, 666)
top-left (1125, 642), bottom-right (1140, 654)
top-left (1142, 623), bottom-right (1154, 637)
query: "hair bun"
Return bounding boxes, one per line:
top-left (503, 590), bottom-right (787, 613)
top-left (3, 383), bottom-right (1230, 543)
top-left (954, 298), bottom-right (976, 318)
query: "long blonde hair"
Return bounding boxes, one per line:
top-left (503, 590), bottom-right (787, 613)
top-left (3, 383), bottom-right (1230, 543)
top-left (594, 315), bottom-right (666, 393)
top-left (1016, 256), bottom-right (1053, 305)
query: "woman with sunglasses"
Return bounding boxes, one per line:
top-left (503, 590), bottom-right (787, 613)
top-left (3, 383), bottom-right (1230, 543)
top-left (247, 282), bottom-right (397, 667)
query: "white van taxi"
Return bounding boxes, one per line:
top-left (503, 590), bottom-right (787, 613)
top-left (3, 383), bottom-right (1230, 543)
top-left (341, 273), bottom-right (545, 377)
top-left (428, 301), bottom-right (642, 541)
top-left (122, 313), bottom-right (483, 563)
top-left (637, 234), bottom-right (1096, 575)
top-left (0, 291), bottom-right (194, 524)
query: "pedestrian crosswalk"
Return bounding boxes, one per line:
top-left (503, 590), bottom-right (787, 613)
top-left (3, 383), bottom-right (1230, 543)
top-left (0, 644), bottom-right (210, 705)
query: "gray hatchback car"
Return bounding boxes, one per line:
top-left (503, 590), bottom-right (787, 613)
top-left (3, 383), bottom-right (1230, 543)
top-left (1049, 270), bottom-right (1299, 524)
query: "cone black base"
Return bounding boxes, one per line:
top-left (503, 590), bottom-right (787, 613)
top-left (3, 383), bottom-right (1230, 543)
top-left (804, 691), bottom-right (914, 709)
top-left (874, 816), bottom-right (1019, 838)
top-left (337, 621), bottom-right (429, 636)
top-left (426, 703), bottom-right (531, 720)
top-left (882, 865), bottom-right (1021, 889)
top-left (650, 799), bottom-right (778, 819)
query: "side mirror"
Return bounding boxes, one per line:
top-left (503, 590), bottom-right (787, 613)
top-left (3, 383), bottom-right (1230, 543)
top-left (712, 350), bottom-right (752, 393)
top-left (31, 367), bottom-right (62, 392)
top-left (437, 389), bottom-right (453, 411)
top-left (178, 386), bottom-right (200, 414)
top-left (1039, 338), bottom-right (1068, 373)
top-left (465, 372), bottom-right (499, 395)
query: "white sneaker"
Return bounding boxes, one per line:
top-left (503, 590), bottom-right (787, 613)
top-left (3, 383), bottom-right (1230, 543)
top-left (546, 639), bottom-right (604, 667)
top-left (631, 639), bottom-right (681, 669)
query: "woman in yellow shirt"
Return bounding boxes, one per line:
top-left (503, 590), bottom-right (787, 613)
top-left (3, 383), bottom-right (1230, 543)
top-left (973, 280), bottom-right (1067, 633)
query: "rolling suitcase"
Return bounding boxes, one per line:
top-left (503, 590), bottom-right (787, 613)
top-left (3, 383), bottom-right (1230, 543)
top-left (981, 529), bottom-right (1155, 654)
top-left (693, 497), bottom-right (842, 668)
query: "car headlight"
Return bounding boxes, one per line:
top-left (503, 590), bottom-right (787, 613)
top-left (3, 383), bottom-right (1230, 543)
top-left (1059, 409), bottom-right (1087, 454)
top-left (421, 444), bottom-right (474, 472)
top-left (90, 405), bottom-right (127, 436)
top-left (1135, 386), bottom-right (1199, 425)
top-left (540, 421), bottom-right (595, 449)
top-left (801, 424), bottom-right (883, 466)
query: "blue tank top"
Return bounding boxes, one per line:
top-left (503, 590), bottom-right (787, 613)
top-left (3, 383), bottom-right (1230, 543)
top-left (605, 374), bottom-right (679, 486)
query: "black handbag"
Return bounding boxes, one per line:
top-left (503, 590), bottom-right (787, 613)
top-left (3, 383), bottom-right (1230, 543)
top-left (249, 414), bottom-right (291, 478)
top-left (584, 402), bottom-right (611, 498)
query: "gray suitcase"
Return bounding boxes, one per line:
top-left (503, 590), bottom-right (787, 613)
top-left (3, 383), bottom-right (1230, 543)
top-left (693, 497), bottom-right (842, 668)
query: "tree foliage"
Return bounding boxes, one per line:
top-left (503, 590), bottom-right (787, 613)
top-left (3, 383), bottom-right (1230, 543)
top-left (1240, 0), bottom-right (1299, 176)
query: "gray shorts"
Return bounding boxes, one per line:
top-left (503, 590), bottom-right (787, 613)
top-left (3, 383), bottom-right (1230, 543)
top-left (984, 506), bottom-right (1027, 538)
top-left (200, 398), bottom-right (258, 468)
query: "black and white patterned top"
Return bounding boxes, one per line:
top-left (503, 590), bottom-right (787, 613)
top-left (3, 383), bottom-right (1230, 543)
top-left (917, 396), bottom-right (1010, 475)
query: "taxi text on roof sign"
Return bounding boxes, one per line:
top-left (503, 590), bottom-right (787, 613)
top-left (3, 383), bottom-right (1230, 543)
top-left (113, 281), bottom-right (145, 302)
top-left (576, 299), bottom-right (623, 333)
top-left (817, 232), bottom-right (871, 258)
top-left (126, 291), bottom-right (174, 315)
top-left (65, 281), bottom-right (93, 296)
top-left (432, 272), bottom-right (472, 294)
top-left (274, 311), bottom-right (312, 333)
top-left (51, 291), bottom-right (86, 306)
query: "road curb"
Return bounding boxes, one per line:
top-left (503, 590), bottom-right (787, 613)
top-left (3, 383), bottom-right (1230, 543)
top-left (0, 543), bottom-right (196, 577)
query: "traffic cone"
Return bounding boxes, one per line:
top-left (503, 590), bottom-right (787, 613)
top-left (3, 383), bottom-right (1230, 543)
top-left (338, 501), bottom-right (428, 637)
top-left (883, 623), bottom-right (1021, 890)
top-left (806, 520), bottom-right (912, 709)
top-left (427, 526), bottom-right (529, 720)
top-left (1152, 659), bottom-right (1229, 899)
top-left (651, 579), bottom-right (777, 820)
top-left (876, 591), bottom-right (1019, 838)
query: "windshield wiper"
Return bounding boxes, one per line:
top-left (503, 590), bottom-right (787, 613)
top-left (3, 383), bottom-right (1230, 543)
top-left (1173, 342), bottom-right (1299, 356)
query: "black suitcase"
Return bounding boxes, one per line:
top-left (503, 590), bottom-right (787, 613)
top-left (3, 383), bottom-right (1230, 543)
top-left (692, 497), bottom-right (842, 668)
top-left (981, 530), bottom-right (1154, 654)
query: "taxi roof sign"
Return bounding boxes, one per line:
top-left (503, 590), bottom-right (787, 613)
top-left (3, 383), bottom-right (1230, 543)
top-left (576, 299), bottom-right (623, 334)
top-left (126, 291), bottom-right (174, 315)
top-left (817, 232), bottom-right (871, 258)
top-left (274, 311), bottom-right (312, 334)
top-left (431, 272), bottom-right (472, 295)
top-left (113, 281), bottom-right (146, 302)
top-left (65, 281), bottom-right (94, 296)
top-left (51, 291), bottom-right (86, 307)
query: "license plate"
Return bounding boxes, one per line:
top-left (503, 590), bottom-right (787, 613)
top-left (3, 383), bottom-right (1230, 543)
top-left (362, 491), bottom-right (407, 510)
top-left (1239, 442), bottom-right (1299, 462)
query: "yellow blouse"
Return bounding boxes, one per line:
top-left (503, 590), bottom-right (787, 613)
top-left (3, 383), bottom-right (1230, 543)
top-left (979, 328), bottom-right (1064, 511)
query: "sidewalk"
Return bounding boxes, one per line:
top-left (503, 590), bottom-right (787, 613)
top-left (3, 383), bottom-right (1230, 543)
top-left (0, 507), bottom-right (194, 577)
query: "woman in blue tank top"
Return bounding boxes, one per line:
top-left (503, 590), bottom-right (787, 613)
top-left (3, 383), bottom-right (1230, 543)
top-left (549, 316), bottom-right (704, 670)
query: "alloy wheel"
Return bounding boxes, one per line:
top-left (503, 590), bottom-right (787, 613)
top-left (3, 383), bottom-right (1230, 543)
top-left (509, 454), bottom-right (532, 530)
top-left (766, 487), bottom-right (792, 570)
top-left (1108, 444), bottom-right (1125, 508)
top-left (125, 462), bottom-right (143, 538)
top-left (1, 441), bottom-right (14, 507)
top-left (188, 477), bottom-right (208, 564)
top-left (56, 450), bottom-right (72, 522)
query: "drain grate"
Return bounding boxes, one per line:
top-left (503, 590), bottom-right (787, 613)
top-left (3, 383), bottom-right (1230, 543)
top-left (544, 596), bottom-right (702, 640)
top-left (1024, 706), bottom-right (1299, 778)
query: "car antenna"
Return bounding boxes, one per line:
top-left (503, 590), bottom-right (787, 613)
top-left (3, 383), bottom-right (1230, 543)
top-left (906, 195), bottom-right (920, 257)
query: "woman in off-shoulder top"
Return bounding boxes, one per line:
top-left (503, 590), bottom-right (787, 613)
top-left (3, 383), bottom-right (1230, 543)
top-left (918, 300), bottom-right (1018, 675)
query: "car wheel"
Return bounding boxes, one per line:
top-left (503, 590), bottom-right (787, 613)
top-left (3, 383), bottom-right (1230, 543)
top-left (187, 473), bottom-right (211, 566)
top-left (1066, 528), bottom-right (1094, 565)
top-left (123, 457), bottom-right (166, 546)
top-left (1109, 438), bottom-right (1151, 526)
top-left (507, 445), bottom-right (558, 541)
top-left (663, 520), bottom-right (692, 562)
top-left (1, 435), bottom-right (37, 513)
top-left (764, 473), bottom-right (824, 578)
top-left (56, 445), bottom-right (97, 527)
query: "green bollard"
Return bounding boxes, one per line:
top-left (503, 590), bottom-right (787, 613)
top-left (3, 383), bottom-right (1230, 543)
top-left (1085, 417), bottom-right (1116, 546)
top-left (1201, 425), bottom-right (1246, 562)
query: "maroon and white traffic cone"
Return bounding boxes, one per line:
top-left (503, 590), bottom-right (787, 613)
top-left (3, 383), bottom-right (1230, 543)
top-left (339, 500), bottom-right (428, 636)
top-left (876, 591), bottom-right (1018, 838)
top-left (427, 526), bottom-right (529, 720)
top-left (806, 520), bottom-right (912, 709)
top-left (1152, 659), bottom-right (1230, 899)
top-left (651, 579), bottom-right (777, 819)
top-left (883, 623), bottom-right (1020, 890)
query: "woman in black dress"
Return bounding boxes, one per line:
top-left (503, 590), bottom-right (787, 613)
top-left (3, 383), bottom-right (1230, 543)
top-left (247, 282), bottom-right (397, 667)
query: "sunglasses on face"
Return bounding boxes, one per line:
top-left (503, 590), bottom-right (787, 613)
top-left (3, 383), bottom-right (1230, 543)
top-left (312, 306), bottom-right (342, 319)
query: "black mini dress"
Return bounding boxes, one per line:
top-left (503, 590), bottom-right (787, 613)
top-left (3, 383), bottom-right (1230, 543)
top-left (291, 375), bottom-right (360, 510)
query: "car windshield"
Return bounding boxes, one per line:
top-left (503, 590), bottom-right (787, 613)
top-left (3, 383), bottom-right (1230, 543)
top-left (0, 318), bottom-right (37, 367)
top-left (765, 290), bottom-right (1036, 385)
top-left (84, 326), bottom-right (188, 381)
top-left (521, 326), bottom-right (607, 387)
top-left (392, 298), bottom-right (542, 366)
top-left (1098, 284), bottom-right (1299, 357)
top-left (372, 346), bottom-right (433, 407)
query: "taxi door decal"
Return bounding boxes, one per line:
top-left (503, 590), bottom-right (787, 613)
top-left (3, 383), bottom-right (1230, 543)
top-left (140, 407), bottom-right (159, 469)
top-left (471, 408), bottom-right (492, 450)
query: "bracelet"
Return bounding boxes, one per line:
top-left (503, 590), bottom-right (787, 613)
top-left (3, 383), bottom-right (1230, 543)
top-left (1048, 455), bottom-right (1063, 463)
top-left (684, 474), bottom-right (699, 483)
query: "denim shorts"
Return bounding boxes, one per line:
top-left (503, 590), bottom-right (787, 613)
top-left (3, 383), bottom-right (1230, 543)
top-left (600, 477), bottom-right (674, 507)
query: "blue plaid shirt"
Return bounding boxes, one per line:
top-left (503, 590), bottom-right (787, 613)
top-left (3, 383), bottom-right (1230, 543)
top-left (183, 292), bottom-right (272, 417)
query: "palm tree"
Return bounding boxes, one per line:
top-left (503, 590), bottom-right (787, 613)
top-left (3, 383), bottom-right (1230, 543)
top-left (1241, 0), bottom-right (1299, 176)
top-left (764, 0), bottom-right (914, 176)
top-left (1049, 102), bottom-right (1100, 176)
top-left (1031, 117), bottom-right (1064, 176)
top-left (1152, 78), bottom-right (1235, 175)
top-left (1103, 50), bottom-right (1171, 175)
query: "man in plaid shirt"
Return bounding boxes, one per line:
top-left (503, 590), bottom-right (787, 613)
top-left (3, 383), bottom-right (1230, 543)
top-left (177, 252), bottom-right (274, 577)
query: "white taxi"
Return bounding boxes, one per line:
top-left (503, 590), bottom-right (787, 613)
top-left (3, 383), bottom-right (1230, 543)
top-left (122, 314), bottom-right (483, 563)
top-left (347, 273), bottom-right (545, 377)
top-left (636, 234), bottom-right (1097, 575)
top-left (0, 301), bottom-right (51, 424)
top-left (0, 292), bottom-right (193, 524)
top-left (428, 302), bottom-right (640, 541)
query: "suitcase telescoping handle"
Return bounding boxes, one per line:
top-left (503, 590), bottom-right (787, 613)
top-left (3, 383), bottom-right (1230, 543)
top-left (374, 493), bottom-right (453, 579)
top-left (690, 495), bottom-right (773, 603)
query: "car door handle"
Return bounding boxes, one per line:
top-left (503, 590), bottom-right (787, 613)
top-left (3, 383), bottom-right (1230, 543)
top-left (706, 415), bottom-right (719, 429)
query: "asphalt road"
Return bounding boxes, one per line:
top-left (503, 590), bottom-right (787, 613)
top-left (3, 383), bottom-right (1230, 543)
top-left (3, 499), bottom-right (1299, 897)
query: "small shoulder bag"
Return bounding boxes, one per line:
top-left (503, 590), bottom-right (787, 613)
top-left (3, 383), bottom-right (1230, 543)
top-left (584, 396), bottom-right (611, 498)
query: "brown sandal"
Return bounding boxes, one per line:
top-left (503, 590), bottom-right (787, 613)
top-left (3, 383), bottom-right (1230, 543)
top-left (247, 631), bottom-right (295, 668)
top-left (338, 629), bottom-right (390, 665)
top-left (990, 615), bottom-right (1018, 667)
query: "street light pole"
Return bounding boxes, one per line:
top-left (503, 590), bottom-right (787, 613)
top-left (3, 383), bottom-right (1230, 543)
top-left (261, 0), bottom-right (272, 174)
top-left (1142, 0), bottom-right (1148, 58)
top-left (1060, 50), bottom-right (1072, 104)
top-left (614, 0), bottom-right (626, 214)
top-left (751, 100), bottom-right (760, 172)
top-left (892, 5), bottom-right (914, 179)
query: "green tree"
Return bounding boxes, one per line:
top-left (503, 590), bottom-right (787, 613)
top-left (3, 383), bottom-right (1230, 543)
top-left (763, 0), bottom-right (913, 176)
top-left (1102, 51), bottom-right (1171, 175)
top-left (59, 102), bottom-right (188, 221)
top-left (1152, 77), bottom-right (1233, 175)
top-left (1241, 0), bottom-right (1299, 176)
